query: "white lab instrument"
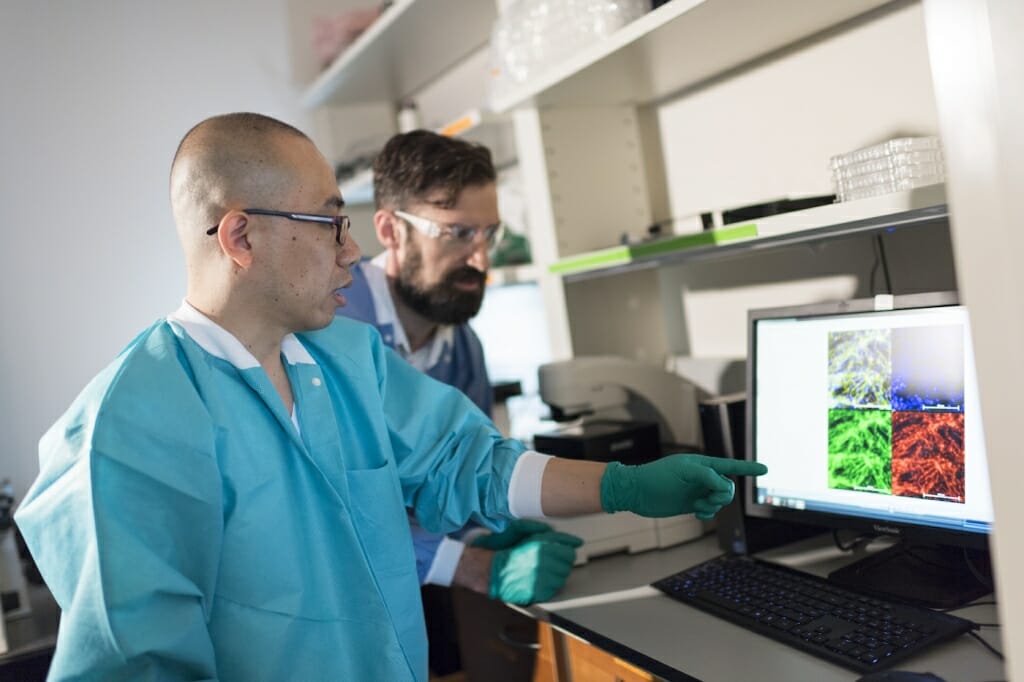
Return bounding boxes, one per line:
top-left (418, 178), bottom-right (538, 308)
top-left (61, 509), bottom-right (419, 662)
top-left (535, 356), bottom-right (713, 563)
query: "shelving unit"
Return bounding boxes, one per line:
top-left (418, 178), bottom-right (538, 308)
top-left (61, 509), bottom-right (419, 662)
top-left (552, 185), bottom-right (948, 281)
top-left (298, 0), bottom-right (950, 361)
top-left (302, 0), bottom-right (495, 109)
top-left (304, 0), bottom-right (897, 113)
top-left (481, 0), bottom-right (931, 360)
top-left (336, 107), bottom-right (514, 207)
top-left (489, 0), bottom-right (895, 112)
top-left (437, 108), bottom-right (517, 168)
top-left (304, 0), bottom-right (508, 207)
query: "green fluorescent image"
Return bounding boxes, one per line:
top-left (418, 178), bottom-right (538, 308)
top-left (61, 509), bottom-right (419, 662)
top-left (828, 409), bottom-right (892, 494)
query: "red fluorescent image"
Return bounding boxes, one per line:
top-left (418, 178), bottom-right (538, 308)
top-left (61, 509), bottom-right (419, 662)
top-left (891, 411), bottom-right (965, 503)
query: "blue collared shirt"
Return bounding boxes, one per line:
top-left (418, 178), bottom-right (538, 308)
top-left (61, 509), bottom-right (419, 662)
top-left (337, 254), bottom-right (494, 585)
top-left (339, 253), bottom-right (493, 416)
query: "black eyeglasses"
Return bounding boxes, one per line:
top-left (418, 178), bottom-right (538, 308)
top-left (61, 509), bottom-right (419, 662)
top-left (207, 208), bottom-right (351, 246)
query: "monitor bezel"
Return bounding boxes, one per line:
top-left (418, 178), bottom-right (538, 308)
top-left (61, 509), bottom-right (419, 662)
top-left (743, 290), bottom-right (990, 550)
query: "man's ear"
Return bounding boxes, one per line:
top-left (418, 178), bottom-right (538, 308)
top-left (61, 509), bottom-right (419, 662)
top-left (216, 210), bottom-right (254, 268)
top-left (374, 209), bottom-right (401, 249)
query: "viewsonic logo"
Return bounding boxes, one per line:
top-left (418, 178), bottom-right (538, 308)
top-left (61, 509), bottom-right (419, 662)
top-left (873, 524), bottom-right (902, 536)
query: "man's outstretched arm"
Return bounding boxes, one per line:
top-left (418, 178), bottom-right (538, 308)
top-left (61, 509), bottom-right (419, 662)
top-left (540, 454), bottom-right (768, 519)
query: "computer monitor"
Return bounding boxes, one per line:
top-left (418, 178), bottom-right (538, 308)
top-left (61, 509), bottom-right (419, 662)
top-left (744, 291), bottom-right (993, 607)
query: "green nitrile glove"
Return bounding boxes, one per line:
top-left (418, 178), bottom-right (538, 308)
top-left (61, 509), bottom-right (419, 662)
top-left (470, 519), bottom-right (555, 551)
top-left (600, 454), bottom-right (768, 520)
top-left (485, 531), bottom-right (583, 605)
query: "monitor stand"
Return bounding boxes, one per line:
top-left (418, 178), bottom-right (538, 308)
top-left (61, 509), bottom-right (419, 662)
top-left (827, 540), bottom-right (993, 609)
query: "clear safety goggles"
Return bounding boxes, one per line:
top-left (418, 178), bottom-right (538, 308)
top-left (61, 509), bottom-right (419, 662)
top-left (394, 210), bottom-right (505, 249)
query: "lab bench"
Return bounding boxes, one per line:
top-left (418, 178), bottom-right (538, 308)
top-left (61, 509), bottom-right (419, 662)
top-left (3, 533), bottom-right (1003, 681)
top-left (512, 532), bottom-right (1003, 682)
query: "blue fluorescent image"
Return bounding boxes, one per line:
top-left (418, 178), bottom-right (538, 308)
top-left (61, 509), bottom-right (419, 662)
top-left (891, 325), bottom-right (965, 412)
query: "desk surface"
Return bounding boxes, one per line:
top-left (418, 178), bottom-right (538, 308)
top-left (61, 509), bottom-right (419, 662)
top-left (525, 533), bottom-right (1004, 682)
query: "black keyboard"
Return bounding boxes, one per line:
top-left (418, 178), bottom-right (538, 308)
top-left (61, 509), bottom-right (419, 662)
top-left (652, 554), bottom-right (975, 674)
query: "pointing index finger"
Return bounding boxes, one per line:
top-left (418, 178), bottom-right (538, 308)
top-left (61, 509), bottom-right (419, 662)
top-left (707, 459), bottom-right (768, 477)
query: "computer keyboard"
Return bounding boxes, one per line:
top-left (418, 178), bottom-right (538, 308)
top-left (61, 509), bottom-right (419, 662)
top-left (652, 553), bottom-right (975, 674)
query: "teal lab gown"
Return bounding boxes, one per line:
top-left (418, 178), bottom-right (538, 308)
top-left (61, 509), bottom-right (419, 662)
top-left (16, 314), bottom-right (525, 680)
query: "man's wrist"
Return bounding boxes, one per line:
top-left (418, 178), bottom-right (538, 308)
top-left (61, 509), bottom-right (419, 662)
top-left (451, 545), bottom-right (495, 595)
top-left (600, 461), bottom-right (633, 513)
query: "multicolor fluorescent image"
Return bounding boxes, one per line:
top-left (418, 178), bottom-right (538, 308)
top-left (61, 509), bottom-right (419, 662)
top-left (829, 329), bottom-right (891, 409)
top-left (892, 411), bottom-right (965, 502)
top-left (828, 409), bottom-right (891, 493)
top-left (826, 323), bottom-right (966, 504)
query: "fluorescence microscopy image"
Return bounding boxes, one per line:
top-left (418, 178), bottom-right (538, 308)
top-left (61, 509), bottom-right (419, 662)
top-left (892, 411), bottom-right (965, 502)
top-left (891, 325), bottom-right (965, 412)
top-left (828, 409), bottom-right (892, 494)
top-left (829, 329), bottom-right (891, 409)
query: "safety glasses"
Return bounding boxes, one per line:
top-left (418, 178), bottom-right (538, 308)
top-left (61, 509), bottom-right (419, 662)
top-left (394, 210), bottom-right (504, 249)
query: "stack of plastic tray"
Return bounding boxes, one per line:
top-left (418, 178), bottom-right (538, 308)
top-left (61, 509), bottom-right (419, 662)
top-left (831, 137), bottom-right (944, 202)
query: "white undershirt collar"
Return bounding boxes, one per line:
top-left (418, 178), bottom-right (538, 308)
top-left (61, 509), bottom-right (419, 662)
top-left (168, 301), bottom-right (311, 433)
top-left (167, 300), bottom-right (315, 369)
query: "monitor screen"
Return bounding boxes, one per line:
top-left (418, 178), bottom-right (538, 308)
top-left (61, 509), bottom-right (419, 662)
top-left (744, 292), bottom-right (993, 548)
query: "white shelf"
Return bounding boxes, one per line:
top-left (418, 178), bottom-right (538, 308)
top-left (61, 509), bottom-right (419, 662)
top-left (752, 184), bottom-right (946, 237)
top-left (337, 108), bottom-right (515, 206)
top-left (559, 185), bottom-right (949, 282)
top-left (302, 0), bottom-right (496, 109)
top-left (490, 0), bottom-right (896, 112)
top-left (438, 108), bottom-right (517, 168)
top-left (436, 108), bottom-right (506, 140)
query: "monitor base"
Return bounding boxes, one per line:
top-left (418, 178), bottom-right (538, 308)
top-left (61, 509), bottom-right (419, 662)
top-left (828, 540), bottom-right (993, 609)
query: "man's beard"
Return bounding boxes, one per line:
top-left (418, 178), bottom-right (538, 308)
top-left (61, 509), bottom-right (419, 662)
top-left (393, 247), bottom-right (486, 325)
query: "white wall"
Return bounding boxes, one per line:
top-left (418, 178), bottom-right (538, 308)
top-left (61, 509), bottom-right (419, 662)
top-left (0, 0), bottom-right (309, 500)
top-left (923, 0), bottom-right (1024, 673)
